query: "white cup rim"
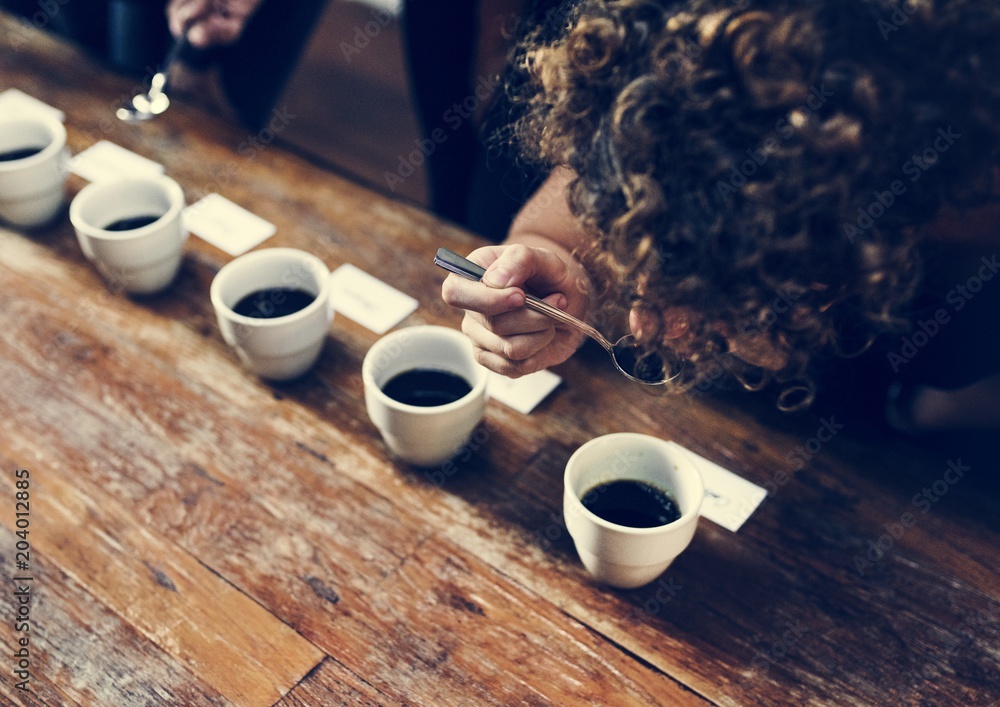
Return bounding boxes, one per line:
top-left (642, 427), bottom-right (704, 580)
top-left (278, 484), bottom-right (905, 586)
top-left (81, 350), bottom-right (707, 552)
top-left (210, 247), bottom-right (331, 327)
top-left (564, 432), bottom-right (704, 535)
top-left (362, 324), bottom-right (489, 415)
top-left (69, 175), bottom-right (185, 240)
top-left (0, 114), bottom-right (66, 172)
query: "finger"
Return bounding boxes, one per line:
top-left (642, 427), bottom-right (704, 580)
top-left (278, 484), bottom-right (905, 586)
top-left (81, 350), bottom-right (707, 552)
top-left (464, 245), bottom-right (508, 269)
top-left (442, 273), bottom-right (524, 316)
top-left (472, 348), bottom-right (548, 379)
top-left (473, 330), bottom-right (579, 378)
top-left (166, 0), bottom-right (184, 37)
top-left (197, 15), bottom-right (247, 45)
top-left (221, 0), bottom-right (264, 21)
top-left (481, 243), bottom-right (573, 295)
top-left (484, 307), bottom-right (555, 338)
top-left (464, 311), bottom-right (583, 377)
top-left (462, 313), bottom-right (555, 360)
top-left (186, 23), bottom-right (211, 47)
top-left (169, 0), bottom-right (210, 37)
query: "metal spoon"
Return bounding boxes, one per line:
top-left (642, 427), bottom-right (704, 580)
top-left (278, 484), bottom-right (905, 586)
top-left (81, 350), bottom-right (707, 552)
top-left (434, 248), bottom-right (675, 385)
top-left (116, 34), bottom-right (188, 123)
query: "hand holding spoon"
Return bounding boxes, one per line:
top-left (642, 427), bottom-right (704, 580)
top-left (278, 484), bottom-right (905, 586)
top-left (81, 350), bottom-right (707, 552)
top-left (434, 248), bottom-right (675, 385)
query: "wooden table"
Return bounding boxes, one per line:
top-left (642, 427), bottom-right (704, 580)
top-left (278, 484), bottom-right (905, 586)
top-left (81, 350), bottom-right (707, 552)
top-left (1, 12), bottom-right (998, 706)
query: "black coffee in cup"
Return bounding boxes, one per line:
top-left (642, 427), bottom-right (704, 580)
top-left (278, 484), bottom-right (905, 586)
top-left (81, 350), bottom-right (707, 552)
top-left (581, 479), bottom-right (681, 528)
top-left (102, 214), bottom-right (163, 231)
top-left (381, 368), bottom-right (472, 407)
top-left (233, 288), bottom-right (316, 319)
top-left (0, 146), bottom-right (46, 162)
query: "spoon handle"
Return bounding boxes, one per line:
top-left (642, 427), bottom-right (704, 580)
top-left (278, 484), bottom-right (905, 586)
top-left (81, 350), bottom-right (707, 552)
top-left (163, 33), bottom-right (189, 74)
top-left (434, 248), bottom-right (614, 352)
top-left (150, 34), bottom-right (189, 94)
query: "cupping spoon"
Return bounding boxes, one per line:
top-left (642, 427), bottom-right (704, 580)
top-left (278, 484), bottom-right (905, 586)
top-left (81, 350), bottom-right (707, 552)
top-left (116, 34), bottom-right (189, 123)
top-left (434, 248), bottom-right (675, 385)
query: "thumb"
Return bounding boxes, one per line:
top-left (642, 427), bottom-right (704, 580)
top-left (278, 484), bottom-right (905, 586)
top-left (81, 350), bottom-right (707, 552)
top-left (186, 23), bottom-right (211, 47)
top-left (481, 245), bottom-right (570, 294)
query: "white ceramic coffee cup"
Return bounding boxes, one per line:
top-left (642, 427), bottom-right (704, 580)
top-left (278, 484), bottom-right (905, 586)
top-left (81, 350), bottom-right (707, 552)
top-left (564, 433), bottom-right (704, 589)
top-left (211, 247), bottom-right (335, 381)
top-left (0, 114), bottom-right (69, 228)
top-left (69, 175), bottom-right (187, 294)
top-left (363, 325), bottom-right (489, 467)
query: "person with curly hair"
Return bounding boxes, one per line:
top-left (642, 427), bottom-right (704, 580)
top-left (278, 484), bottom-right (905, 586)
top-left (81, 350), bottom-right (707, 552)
top-left (441, 0), bottom-right (1000, 430)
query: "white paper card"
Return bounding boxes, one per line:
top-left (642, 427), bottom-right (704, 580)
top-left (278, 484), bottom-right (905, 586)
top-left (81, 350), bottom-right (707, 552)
top-left (68, 140), bottom-right (164, 183)
top-left (183, 193), bottom-right (276, 256)
top-left (668, 442), bottom-right (767, 532)
top-left (328, 263), bottom-right (418, 334)
top-left (0, 88), bottom-right (65, 122)
top-left (487, 370), bottom-right (562, 414)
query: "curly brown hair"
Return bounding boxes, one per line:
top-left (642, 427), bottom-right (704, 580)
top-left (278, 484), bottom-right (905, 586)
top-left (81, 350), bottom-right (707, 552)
top-left (512, 0), bottom-right (1000, 408)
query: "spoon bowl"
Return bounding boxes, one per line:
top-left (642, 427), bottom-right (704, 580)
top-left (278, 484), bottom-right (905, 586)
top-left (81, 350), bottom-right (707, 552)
top-left (117, 35), bottom-right (186, 123)
top-left (434, 248), bottom-right (678, 385)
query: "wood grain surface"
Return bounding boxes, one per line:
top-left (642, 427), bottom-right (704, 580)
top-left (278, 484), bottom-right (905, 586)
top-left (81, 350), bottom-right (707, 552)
top-left (0, 11), bottom-right (997, 706)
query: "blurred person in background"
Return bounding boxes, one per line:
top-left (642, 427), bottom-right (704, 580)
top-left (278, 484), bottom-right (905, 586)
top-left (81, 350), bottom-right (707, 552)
top-left (163, 0), bottom-right (567, 240)
top-left (1, 0), bottom-right (171, 76)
